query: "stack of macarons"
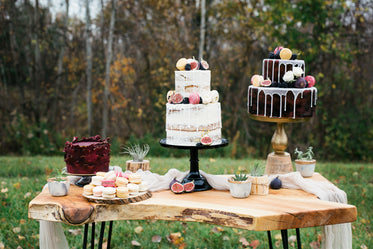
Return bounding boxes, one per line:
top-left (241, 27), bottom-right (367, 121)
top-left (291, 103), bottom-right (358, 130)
top-left (83, 171), bottom-right (149, 199)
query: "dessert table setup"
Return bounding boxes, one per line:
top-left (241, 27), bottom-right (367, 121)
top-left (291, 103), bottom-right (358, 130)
top-left (28, 53), bottom-right (357, 249)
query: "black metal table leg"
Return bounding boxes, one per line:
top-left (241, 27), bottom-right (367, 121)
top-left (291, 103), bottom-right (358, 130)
top-left (296, 228), bottom-right (301, 249)
top-left (91, 223), bottom-right (95, 249)
top-left (267, 231), bottom-right (274, 249)
top-left (98, 221), bottom-right (106, 249)
top-left (83, 223), bottom-right (89, 249)
top-left (281, 229), bottom-right (289, 249)
top-left (107, 221), bottom-right (114, 249)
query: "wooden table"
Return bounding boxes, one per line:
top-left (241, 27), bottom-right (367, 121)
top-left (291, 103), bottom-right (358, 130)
top-left (28, 173), bottom-right (357, 248)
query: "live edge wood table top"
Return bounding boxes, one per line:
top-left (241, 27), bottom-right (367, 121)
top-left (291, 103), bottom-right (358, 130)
top-left (28, 173), bottom-right (357, 231)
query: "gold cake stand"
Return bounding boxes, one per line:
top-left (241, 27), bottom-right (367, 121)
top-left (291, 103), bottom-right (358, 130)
top-left (249, 115), bottom-right (310, 175)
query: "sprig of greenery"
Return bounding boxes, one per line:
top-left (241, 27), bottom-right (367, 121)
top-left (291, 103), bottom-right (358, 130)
top-left (250, 162), bottom-right (265, 177)
top-left (232, 172), bottom-right (248, 181)
top-left (122, 144), bottom-right (150, 162)
top-left (295, 146), bottom-right (315, 160)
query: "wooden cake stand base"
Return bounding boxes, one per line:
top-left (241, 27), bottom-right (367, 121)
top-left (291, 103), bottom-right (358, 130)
top-left (249, 115), bottom-right (310, 175)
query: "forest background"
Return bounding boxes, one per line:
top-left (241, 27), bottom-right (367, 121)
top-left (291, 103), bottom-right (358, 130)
top-left (1, 0), bottom-right (372, 161)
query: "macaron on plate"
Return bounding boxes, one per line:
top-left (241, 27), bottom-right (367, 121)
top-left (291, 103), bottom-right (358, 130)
top-left (83, 190), bottom-right (152, 205)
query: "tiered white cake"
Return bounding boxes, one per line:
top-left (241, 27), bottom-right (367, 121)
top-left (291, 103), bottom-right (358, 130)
top-left (165, 58), bottom-right (222, 146)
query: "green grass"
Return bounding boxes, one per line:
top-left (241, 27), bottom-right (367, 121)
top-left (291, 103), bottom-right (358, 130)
top-left (0, 156), bottom-right (372, 248)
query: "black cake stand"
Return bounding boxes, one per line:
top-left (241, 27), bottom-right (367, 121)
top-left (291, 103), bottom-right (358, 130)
top-left (159, 138), bottom-right (229, 191)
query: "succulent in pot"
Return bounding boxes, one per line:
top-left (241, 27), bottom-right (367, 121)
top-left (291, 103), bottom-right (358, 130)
top-left (294, 146), bottom-right (316, 177)
top-left (248, 162), bottom-right (269, 195)
top-left (123, 144), bottom-right (150, 172)
top-left (228, 171), bottom-right (252, 198)
top-left (47, 169), bottom-right (70, 197)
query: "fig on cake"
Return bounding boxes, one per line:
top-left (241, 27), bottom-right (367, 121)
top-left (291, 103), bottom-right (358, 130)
top-left (201, 135), bottom-right (213, 145)
top-left (295, 77), bottom-right (307, 88)
top-left (187, 58), bottom-right (199, 70)
top-left (170, 93), bottom-right (184, 104)
top-left (261, 78), bottom-right (272, 87)
top-left (167, 90), bottom-right (175, 103)
top-left (199, 58), bottom-right (209, 70)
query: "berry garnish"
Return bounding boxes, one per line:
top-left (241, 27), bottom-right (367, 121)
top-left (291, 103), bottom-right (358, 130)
top-left (184, 63), bottom-right (192, 71)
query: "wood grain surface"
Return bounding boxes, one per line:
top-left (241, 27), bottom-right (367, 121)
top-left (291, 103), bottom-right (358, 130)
top-left (28, 173), bottom-right (357, 230)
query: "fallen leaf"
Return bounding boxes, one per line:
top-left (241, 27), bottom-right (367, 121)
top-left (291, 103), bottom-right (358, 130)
top-left (274, 233), bottom-right (282, 240)
top-left (360, 244), bottom-right (368, 249)
top-left (18, 235), bottom-right (25, 240)
top-left (310, 241), bottom-right (320, 249)
top-left (24, 192), bottom-right (31, 198)
top-left (13, 227), bottom-right (21, 233)
top-left (1, 181), bottom-right (6, 185)
top-left (1, 188), bottom-right (8, 193)
top-left (288, 235), bottom-right (296, 242)
top-left (152, 235), bottom-right (162, 243)
top-left (0, 242), bottom-right (4, 249)
top-left (13, 182), bottom-right (21, 189)
top-left (134, 226), bottom-right (143, 234)
top-left (317, 234), bottom-right (322, 242)
top-left (239, 237), bottom-right (250, 247)
top-left (249, 239), bottom-right (260, 249)
top-left (209, 158), bottom-right (216, 162)
top-left (211, 226), bottom-right (224, 234)
top-left (167, 232), bottom-right (184, 245)
top-left (68, 229), bottom-right (81, 236)
top-left (178, 243), bottom-right (186, 249)
top-left (16, 246), bottom-right (22, 249)
top-left (223, 235), bottom-right (230, 240)
top-left (131, 240), bottom-right (141, 247)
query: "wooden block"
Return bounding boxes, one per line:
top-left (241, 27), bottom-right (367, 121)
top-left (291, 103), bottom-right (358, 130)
top-left (265, 152), bottom-right (293, 175)
top-left (126, 160), bottom-right (150, 172)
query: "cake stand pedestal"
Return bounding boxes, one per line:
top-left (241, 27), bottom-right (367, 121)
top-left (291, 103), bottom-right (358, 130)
top-left (249, 115), bottom-right (310, 175)
top-left (160, 138), bottom-right (229, 191)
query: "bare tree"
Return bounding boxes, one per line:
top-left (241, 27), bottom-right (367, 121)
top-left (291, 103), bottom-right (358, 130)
top-left (85, 0), bottom-right (93, 135)
top-left (198, 0), bottom-right (206, 59)
top-left (102, 0), bottom-right (116, 138)
top-left (51, 0), bottom-right (69, 125)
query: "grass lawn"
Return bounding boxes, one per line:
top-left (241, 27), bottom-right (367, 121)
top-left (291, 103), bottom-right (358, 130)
top-left (0, 156), bottom-right (372, 248)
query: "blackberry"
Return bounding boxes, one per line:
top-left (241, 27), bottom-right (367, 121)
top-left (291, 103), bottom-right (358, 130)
top-left (185, 63), bottom-right (191, 71)
top-left (181, 97), bottom-right (189, 104)
top-left (269, 52), bottom-right (275, 59)
top-left (290, 53), bottom-right (298, 60)
top-left (270, 82), bottom-right (278, 87)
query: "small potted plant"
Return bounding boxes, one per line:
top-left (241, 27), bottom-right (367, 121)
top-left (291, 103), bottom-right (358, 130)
top-left (123, 144), bottom-right (150, 172)
top-left (247, 162), bottom-right (269, 195)
top-left (47, 169), bottom-right (70, 197)
top-left (228, 171), bottom-right (252, 198)
top-left (294, 146), bottom-right (316, 177)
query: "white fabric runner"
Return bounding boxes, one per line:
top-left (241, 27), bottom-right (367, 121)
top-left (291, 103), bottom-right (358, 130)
top-left (39, 169), bottom-right (352, 249)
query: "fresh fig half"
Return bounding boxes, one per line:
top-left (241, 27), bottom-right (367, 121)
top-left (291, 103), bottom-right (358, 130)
top-left (171, 93), bottom-right (184, 104)
top-left (201, 135), bottom-right (212, 145)
top-left (189, 92), bottom-right (200, 104)
top-left (171, 182), bottom-right (184, 194)
top-left (261, 78), bottom-right (272, 87)
top-left (169, 177), bottom-right (181, 189)
top-left (183, 181), bottom-right (195, 193)
top-left (187, 58), bottom-right (199, 70)
top-left (199, 59), bottom-right (209, 70)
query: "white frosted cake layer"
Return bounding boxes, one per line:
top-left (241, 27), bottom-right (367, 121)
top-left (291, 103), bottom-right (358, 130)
top-left (175, 71), bottom-right (211, 97)
top-left (166, 103), bottom-right (222, 146)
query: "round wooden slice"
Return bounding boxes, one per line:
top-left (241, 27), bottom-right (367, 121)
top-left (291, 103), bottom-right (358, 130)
top-left (83, 191), bottom-right (152, 205)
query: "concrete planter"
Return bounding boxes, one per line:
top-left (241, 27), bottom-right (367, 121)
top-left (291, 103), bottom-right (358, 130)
top-left (228, 177), bottom-right (252, 198)
top-left (295, 159), bottom-right (316, 177)
top-left (47, 177), bottom-right (70, 197)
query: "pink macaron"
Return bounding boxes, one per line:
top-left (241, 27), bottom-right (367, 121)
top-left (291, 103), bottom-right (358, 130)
top-left (102, 179), bottom-right (115, 188)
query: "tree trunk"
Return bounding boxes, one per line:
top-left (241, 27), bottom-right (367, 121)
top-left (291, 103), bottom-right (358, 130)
top-left (33, 0), bottom-right (42, 123)
top-left (85, 0), bottom-right (93, 135)
top-left (51, 0), bottom-right (69, 125)
top-left (198, 0), bottom-right (206, 59)
top-left (102, 0), bottom-right (116, 138)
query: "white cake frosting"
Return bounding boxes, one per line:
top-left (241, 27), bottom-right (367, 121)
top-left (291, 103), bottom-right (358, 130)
top-left (166, 70), bottom-right (222, 146)
top-left (248, 86), bottom-right (317, 119)
top-left (166, 103), bottom-right (222, 145)
top-left (175, 71), bottom-right (211, 97)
